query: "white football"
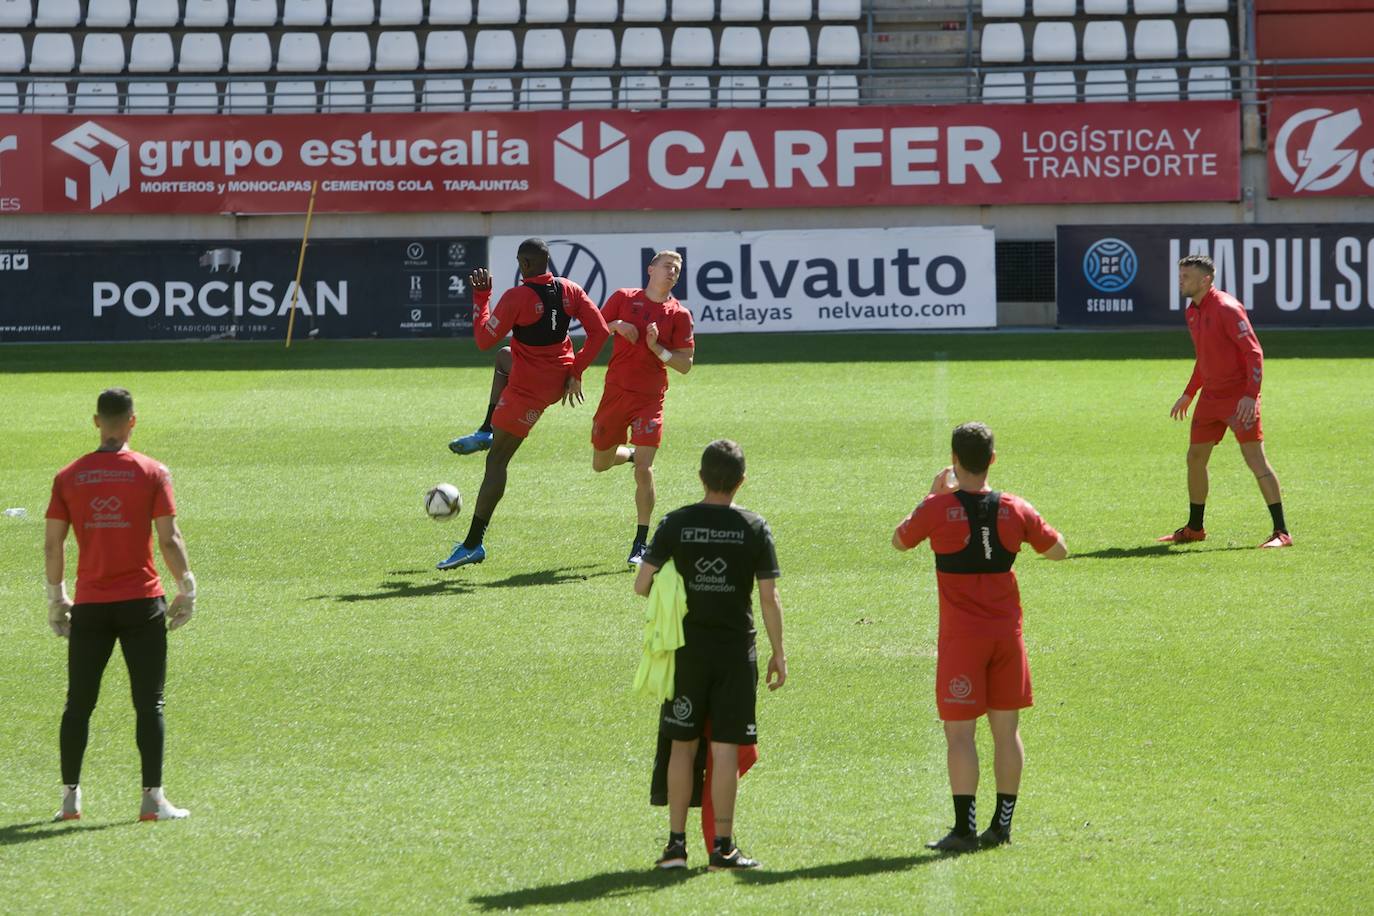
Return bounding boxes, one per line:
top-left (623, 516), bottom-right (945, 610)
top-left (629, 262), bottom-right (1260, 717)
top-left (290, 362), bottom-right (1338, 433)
top-left (425, 483), bottom-right (462, 521)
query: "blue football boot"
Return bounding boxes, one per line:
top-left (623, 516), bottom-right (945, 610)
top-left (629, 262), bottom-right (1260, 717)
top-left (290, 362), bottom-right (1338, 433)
top-left (449, 430), bottom-right (494, 455)
top-left (437, 544), bottom-right (486, 570)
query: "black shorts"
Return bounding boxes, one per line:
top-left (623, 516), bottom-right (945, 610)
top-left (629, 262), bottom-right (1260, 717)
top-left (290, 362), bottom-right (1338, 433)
top-left (659, 643), bottom-right (758, 746)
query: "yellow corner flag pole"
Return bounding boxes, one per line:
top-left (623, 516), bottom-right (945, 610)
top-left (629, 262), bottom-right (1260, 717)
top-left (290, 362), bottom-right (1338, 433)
top-left (285, 180), bottom-right (319, 349)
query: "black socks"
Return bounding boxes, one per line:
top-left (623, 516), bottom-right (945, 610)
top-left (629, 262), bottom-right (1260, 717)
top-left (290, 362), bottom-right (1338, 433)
top-left (953, 795), bottom-right (976, 836)
top-left (635, 524), bottom-right (649, 546)
top-left (463, 515), bottom-right (489, 551)
top-left (1189, 502), bottom-right (1206, 531)
top-left (480, 403), bottom-right (495, 433)
top-left (669, 831), bottom-right (686, 845)
top-left (993, 793), bottom-right (1017, 835)
top-left (1268, 501), bottom-right (1287, 534)
top-left (714, 835), bottom-right (734, 854)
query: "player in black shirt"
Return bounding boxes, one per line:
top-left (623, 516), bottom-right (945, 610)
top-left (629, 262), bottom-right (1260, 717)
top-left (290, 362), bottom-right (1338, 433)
top-left (634, 439), bottom-right (787, 871)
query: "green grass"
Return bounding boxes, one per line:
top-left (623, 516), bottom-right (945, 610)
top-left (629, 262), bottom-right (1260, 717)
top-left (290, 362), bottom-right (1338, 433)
top-left (1, 331), bottom-right (1372, 913)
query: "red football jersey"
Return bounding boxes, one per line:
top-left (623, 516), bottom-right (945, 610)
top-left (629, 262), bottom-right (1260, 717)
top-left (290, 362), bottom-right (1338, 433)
top-left (602, 288), bottom-right (695, 397)
top-left (895, 490), bottom-right (1059, 639)
top-left (46, 449), bottom-right (176, 605)
top-left (473, 271), bottom-right (610, 381)
top-left (1184, 287), bottom-right (1264, 400)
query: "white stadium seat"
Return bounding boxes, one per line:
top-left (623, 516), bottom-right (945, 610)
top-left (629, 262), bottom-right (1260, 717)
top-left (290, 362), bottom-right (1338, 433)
top-left (0, 34), bottom-right (21, 72)
top-left (327, 32), bottom-right (372, 70)
top-left (623, 0), bottom-right (666, 20)
top-left (719, 27), bottom-right (763, 66)
top-left (1032, 0), bottom-right (1073, 14)
top-left (1186, 19), bottom-right (1230, 58)
top-left (370, 78), bottom-right (414, 109)
top-left (427, 0), bottom-right (472, 23)
top-left (30, 34), bottom-right (76, 72)
top-left (178, 34), bottom-right (224, 72)
top-left (981, 0), bottom-right (1025, 16)
top-left (1032, 69), bottom-right (1075, 101)
top-left (666, 74), bottom-right (709, 106)
top-left (980, 23), bottom-right (1024, 62)
top-left (133, 0), bottom-right (177, 25)
top-left (281, 0), bottom-right (325, 24)
top-left (767, 26), bottom-right (811, 65)
top-left (173, 80), bottom-right (219, 111)
top-left (1187, 65), bottom-right (1230, 98)
top-left (25, 80), bottom-right (70, 111)
top-left (0, 0), bottom-right (33, 27)
top-left (74, 81), bottom-right (120, 111)
top-left (721, 0), bottom-right (763, 19)
top-left (420, 77), bottom-right (464, 110)
top-left (769, 0), bottom-right (810, 19)
top-left (672, 0), bottom-right (712, 20)
top-left (1133, 20), bottom-right (1177, 59)
top-left (574, 0), bottom-right (615, 21)
top-left (273, 78), bottom-right (317, 110)
top-left (1083, 21), bottom-right (1127, 61)
top-left (225, 80), bottom-right (268, 111)
top-left (424, 31), bottom-right (469, 68)
top-left (129, 33), bottom-right (173, 71)
top-left (572, 29), bottom-right (615, 66)
top-left (125, 80), bottom-right (169, 111)
top-left (375, 32), bottom-right (419, 70)
top-left (80, 34), bottom-right (126, 73)
top-left (235, 0), bottom-right (279, 25)
top-left (473, 29), bottom-right (517, 67)
top-left (620, 27), bottom-right (665, 66)
top-left (324, 79), bottom-right (367, 110)
top-left (818, 0), bottom-right (859, 19)
top-left (34, 0), bottom-right (79, 26)
top-left (378, 0), bottom-right (420, 23)
top-left (86, 0), bottom-right (131, 26)
top-left (1133, 0), bottom-right (1177, 12)
top-left (671, 27), bottom-right (713, 65)
top-left (331, 0), bottom-right (375, 24)
top-left (816, 73), bottom-right (858, 104)
top-left (276, 33), bottom-right (322, 71)
top-left (183, 0), bottom-right (229, 26)
top-left (1084, 67), bottom-right (1129, 100)
top-left (567, 74), bottom-right (611, 107)
top-left (816, 25), bottom-right (860, 65)
top-left (519, 75), bottom-right (562, 108)
top-left (1032, 22), bottom-right (1075, 62)
top-left (1135, 66), bottom-right (1179, 99)
top-left (0, 80), bottom-right (17, 110)
top-left (228, 33), bottom-right (272, 72)
top-left (475, 0), bottom-right (517, 22)
top-left (765, 74), bottom-right (808, 106)
top-left (1084, 0), bottom-right (1126, 11)
top-left (468, 76), bottom-right (514, 108)
top-left (617, 73), bottom-right (661, 107)
top-left (522, 29), bottom-right (567, 67)
top-left (1186, 0), bottom-right (1228, 10)
top-left (982, 71), bottom-right (1026, 103)
top-left (526, 0), bottom-right (568, 21)
top-left (717, 73), bottom-right (760, 106)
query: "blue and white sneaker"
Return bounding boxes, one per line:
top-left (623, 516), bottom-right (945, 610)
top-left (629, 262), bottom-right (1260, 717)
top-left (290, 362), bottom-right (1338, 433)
top-left (449, 430), bottom-right (494, 455)
top-left (627, 542), bottom-right (647, 566)
top-left (437, 543), bottom-right (486, 570)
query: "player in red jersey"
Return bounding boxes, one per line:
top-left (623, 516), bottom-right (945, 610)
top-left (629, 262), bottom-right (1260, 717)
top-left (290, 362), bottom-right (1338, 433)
top-left (438, 238), bottom-right (611, 570)
top-left (893, 422), bottom-right (1067, 852)
top-left (590, 250), bottom-right (696, 565)
top-left (1159, 255), bottom-right (1291, 549)
top-left (44, 388), bottom-right (198, 823)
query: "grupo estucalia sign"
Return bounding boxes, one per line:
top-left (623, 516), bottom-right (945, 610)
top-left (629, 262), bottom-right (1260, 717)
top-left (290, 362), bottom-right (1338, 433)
top-left (0, 236), bottom-right (485, 342)
top-left (490, 226), bottom-right (996, 333)
top-left (0, 102), bottom-right (1240, 215)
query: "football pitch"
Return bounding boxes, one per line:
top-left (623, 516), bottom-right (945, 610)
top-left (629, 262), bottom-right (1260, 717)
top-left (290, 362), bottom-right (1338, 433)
top-left (1, 330), bottom-right (1371, 913)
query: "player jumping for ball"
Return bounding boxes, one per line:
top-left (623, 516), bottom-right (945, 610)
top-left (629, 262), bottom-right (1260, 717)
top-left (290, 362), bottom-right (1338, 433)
top-left (893, 422), bottom-right (1067, 852)
top-left (590, 250), bottom-right (695, 566)
top-left (438, 238), bottom-right (610, 570)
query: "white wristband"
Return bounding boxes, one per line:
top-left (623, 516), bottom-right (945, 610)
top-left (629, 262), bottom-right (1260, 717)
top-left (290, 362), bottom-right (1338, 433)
top-left (178, 571), bottom-right (197, 599)
top-left (656, 346), bottom-right (672, 363)
top-left (46, 581), bottom-right (68, 603)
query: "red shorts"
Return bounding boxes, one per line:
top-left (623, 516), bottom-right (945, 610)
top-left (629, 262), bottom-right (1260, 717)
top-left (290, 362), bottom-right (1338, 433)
top-left (935, 634), bottom-right (1033, 721)
top-left (591, 386), bottom-right (665, 451)
top-left (1190, 393), bottom-right (1263, 445)
top-left (492, 378), bottom-right (566, 439)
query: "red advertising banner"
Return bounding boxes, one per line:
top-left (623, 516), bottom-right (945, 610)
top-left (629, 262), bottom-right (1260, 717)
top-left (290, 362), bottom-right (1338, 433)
top-left (1268, 94), bottom-right (1374, 198)
top-left (0, 102), bottom-right (1240, 215)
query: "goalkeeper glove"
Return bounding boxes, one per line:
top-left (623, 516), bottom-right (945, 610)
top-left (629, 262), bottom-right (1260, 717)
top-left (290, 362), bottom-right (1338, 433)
top-left (46, 582), bottom-right (72, 638)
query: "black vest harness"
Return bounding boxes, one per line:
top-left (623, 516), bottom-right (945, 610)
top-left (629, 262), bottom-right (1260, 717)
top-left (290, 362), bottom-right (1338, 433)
top-left (934, 490), bottom-right (1016, 574)
top-left (512, 278), bottom-right (570, 346)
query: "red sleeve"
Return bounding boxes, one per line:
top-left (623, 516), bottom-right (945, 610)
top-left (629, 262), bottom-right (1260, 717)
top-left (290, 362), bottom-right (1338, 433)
top-left (152, 464), bottom-right (176, 518)
top-left (666, 308), bottom-right (695, 351)
top-left (1229, 311), bottom-right (1264, 398)
top-left (45, 474), bottom-right (70, 522)
top-left (1183, 361), bottom-right (1203, 399)
top-left (473, 287), bottom-right (532, 351)
top-left (601, 290), bottom-right (624, 324)
top-left (895, 494), bottom-right (941, 549)
top-left (568, 283), bottom-right (610, 379)
top-left (1011, 496), bottom-right (1059, 554)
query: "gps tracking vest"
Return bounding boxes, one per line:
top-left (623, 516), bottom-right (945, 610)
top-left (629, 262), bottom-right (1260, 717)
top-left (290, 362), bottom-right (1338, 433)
top-left (513, 278), bottom-right (571, 347)
top-left (935, 490), bottom-right (1016, 574)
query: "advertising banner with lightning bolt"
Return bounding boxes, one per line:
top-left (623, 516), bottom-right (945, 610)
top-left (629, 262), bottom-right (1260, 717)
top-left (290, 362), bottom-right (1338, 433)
top-left (1269, 95), bottom-right (1374, 198)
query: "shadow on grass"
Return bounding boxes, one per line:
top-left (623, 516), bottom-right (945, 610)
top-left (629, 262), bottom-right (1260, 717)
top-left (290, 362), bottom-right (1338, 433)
top-left (311, 565), bottom-right (621, 603)
top-left (1068, 544), bottom-right (1258, 561)
top-left (0, 819), bottom-right (132, 846)
top-left (734, 852), bottom-right (952, 885)
top-left (469, 867), bottom-right (697, 910)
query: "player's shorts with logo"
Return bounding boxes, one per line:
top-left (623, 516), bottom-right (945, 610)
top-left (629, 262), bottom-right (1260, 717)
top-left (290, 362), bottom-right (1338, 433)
top-left (591, 385), bottom-right (666, 450)
top-left (492, 371), bottom-right (570, 438)
top-left (935, 634), bottom-right (1032, 721)
top-left (660, 643), bottom-right (758, 745)
top-left (1190, 392), bottom-right (1262, 445)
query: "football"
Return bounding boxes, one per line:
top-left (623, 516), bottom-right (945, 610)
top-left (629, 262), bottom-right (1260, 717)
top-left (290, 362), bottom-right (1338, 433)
top-left (425, 483), bottom-right (462, 521)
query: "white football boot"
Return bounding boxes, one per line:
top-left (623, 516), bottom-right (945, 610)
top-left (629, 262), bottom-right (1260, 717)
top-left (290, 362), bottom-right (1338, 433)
top-left (53, 785), bottom-right (82, 822)
top-left (139, 787), bottom-right (189, 822)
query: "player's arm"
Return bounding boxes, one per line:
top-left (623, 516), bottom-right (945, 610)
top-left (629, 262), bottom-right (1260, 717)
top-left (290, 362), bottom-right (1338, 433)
top-left (1230, 310), bottom-right (1265, 424)
top-left (602, 291), bottom-right (637, 344)
top-left (569, 285), bottom-right (611, 378)
top-left (1020, 499), bottom-right (1068, 560)
top-left (472, 271), bottom-right (526, 351)
top-left (155, 515), bottom-right (197, 630)
top-left (645, 321), bottom-right (693, 375)
top-left (44, 518), bottom-right (73, 637)
top-left (758, 576), bottom-right (787, 690)
top-left (633, 559), bottom-right (659, 597)
top-left (1174, 364), bottom-right (1202, 419)
top-left (1041, 533), bottom-right (1068, 561)
top-left (893, 478), bottom-right (949, 551)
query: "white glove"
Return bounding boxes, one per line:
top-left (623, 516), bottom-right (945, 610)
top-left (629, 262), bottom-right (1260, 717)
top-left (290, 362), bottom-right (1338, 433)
top-left (167, 572), bottom-right (196, 631)
top-left (46, 582), bottom-right (72, 638)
